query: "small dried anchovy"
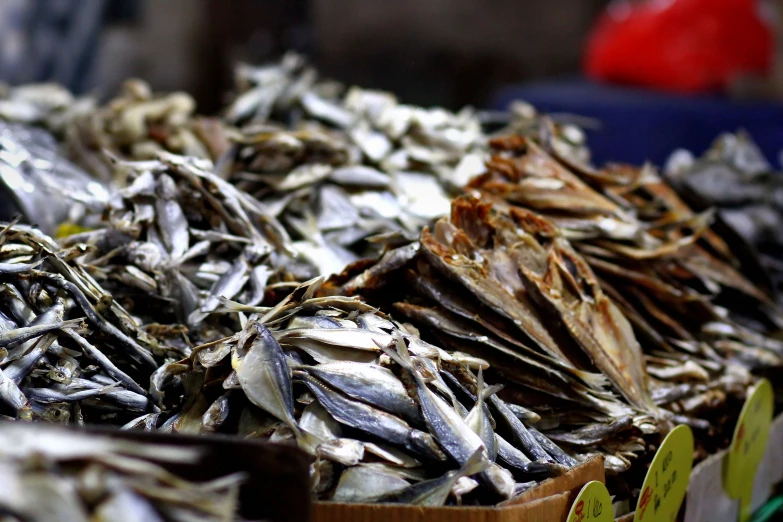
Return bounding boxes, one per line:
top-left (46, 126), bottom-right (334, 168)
top-left (60, 152), bottom-right (297, 346)
top-left (0, 221), bottom-right (170, 425)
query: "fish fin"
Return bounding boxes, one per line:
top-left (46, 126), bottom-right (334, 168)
top-left (373, 333), bottom-right (414, 371)
top-left (295, 427), bottom-right (323, 455)
top-left (394, 334), bottom-right (413, 364)
top-left (285, 356), bottom-right (306, 370)
top-left (235, 320), bottom-right (257, 355)
top-left (0, 215), bottom-right (21, 246)
top-left (573, 370), bottom-right (609, 390)
top-left (475, 368), bottom-right (503, 403)
top-left (474, 367), bottom-right (486, 412)
top-left (99, 382), bottom-right (123, 393)
top-left (450, 394), bottom-right (464, 414)
top-left (216, 296), bottom-right (271, 313)
top-left (303, 276), bottom-right (325, 300)
top-left (457, 447), bottom-right (490, 478)
top-left (482, 384), bottom-right (504, 401)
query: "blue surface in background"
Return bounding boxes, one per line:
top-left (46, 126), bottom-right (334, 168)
top-left (490, 79), bottom-right (783, 167)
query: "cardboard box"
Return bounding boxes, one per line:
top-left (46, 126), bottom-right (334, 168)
top-left (313, 492), bottom-right (571, 522)
top-left (313, 456), bottom-right (605, 522)
top-left (513, 455), bottom-right (606, 504)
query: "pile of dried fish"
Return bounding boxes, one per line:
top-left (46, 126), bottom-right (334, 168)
top-left (217, 55), bottom-right (591, 277)
top-left (0, 79), bottom-right (229, 187)
top-left (1, 55), bottom-right (589, 281)
top-left (463, 137), bottom-right (782, 461)
top-left (468, 135), bottom-right (782, 378)
top-left (0, 221), bottom-right (166, 425)
top-left (0, 52), bottom-right (780, 512)
top-left (0, 422), bottom-right (244, 521)
top-left (160, 277), bottom-right (582, 506)
top-left (219, 56), bottom-right (479, 275)
top-left (63, 79), bottom-right (231, 185)
top-left (0, 120), bottom-right (109, 236)
top-left (326, 195), bottom-right (653, 473)
top-left (58, 152), bottom-right (299, 345)
top-left (326, 133), bottom-right (782, 475)
top-left (666, 131), bottom-right (783, 300)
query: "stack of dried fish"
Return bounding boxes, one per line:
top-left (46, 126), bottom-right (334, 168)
top-left (59, 152), bottom-right (298, 345)
top-left (0, 79), bottom-right (230, 188)
top-left (0, 422), bottom-right (244, 521)
top-left (0, 52), bottom-right (778, 510)
top-left (457, 137), bottom-right (780, 439)
top-left (0, 123), bottom-right (213, 430)
top-left (0, 55), bottom-right (589, 281)
top-left (324, 131), bottom-right (783, 477)
top-left (326, 195), bottom-right (653, 473)
top-left (467, 135), bottom-right (782, 379)
top-left (0, 221), bottom-right (164, 425)
top-left (63, 79), bottom-right (231, 185)
top-left (0, 120), bottom-right (109, 236)
top-left (157, 277), bottom-right (582, 506)
top-left (217, 55), bottom-right (590, 276)
top-left (666, 131), bottom-right (783, 300)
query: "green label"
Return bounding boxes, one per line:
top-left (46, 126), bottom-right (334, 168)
top-left (634, 425), bottom-right (694, 522)
top-left (567, 480), bottom-right (614, 522)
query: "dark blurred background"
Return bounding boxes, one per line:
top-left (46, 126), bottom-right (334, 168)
top-left (5, 0), bottom-right (783, 165)
top-left (0, 0), bottom-right (610, 110)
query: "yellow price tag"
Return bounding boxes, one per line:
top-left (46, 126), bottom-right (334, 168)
top-left (633, 425), bottom-right (694, 522)
top-left (567, 480), bottom-right (614, 522)
top-left (55, 223), bottom-right (93, 239)
top-left (723, 378), bottom-right (774, 522)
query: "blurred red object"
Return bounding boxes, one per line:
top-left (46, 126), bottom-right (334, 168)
top-left (584, 0), bottom-right (774, 93)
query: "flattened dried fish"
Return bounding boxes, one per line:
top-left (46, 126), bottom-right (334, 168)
top-left (234, 323), bottom-right (299, 432)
